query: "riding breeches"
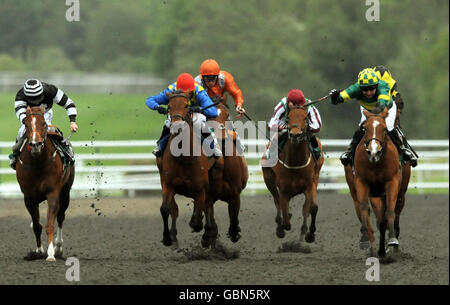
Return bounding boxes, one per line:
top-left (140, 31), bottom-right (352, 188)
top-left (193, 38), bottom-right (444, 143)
top-left (164, 112), bottom-right (207, 133)
top-left (359, 102), bottom-right (396, 132)
top-left (17, 109), bottom-right (53, 138)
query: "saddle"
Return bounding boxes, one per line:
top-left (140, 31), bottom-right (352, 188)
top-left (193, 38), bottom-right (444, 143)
top-left (48, 125), bottom-right (75, 168)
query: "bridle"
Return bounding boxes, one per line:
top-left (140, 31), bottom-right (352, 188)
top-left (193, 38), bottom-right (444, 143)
top-left (363, 120), bottom-right (388, 154)
top-left (168, 93), bottom-right (193, 124)
top-left (287, 106), bottom-right (309, 142)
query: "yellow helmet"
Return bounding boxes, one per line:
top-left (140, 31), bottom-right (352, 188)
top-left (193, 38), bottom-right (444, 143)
top-left (358, 68), bottom-right (379, 87)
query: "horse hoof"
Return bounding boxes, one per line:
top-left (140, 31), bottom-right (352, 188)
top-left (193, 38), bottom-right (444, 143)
top-left (46, 256), bottom-right (56, 262)
top-left (162, 238), bottom-right (172, 247)
top-left (388, 238), bottom-right (399, 246)
top-left (55, 250), bottom-right (64, 259)
top-left (359, 240), bottom-right (370, 250)
top-left (201, 237), bottom-right (210, 248)
top-left (24, 251), bottom-right (47, 261)
top-left (276, 227), bottom-right (285, 238)
top-left (284, 224), bottom-right (291, 231)
top-left (229, 233), bottom-right (241, 243)
top-left (305, 232), bottom-right (315, 243)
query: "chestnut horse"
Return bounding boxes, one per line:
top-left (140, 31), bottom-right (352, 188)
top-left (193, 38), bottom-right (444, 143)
top-left (202, 96), bottom-right (248, 247)
top-left (16, 106), bottom-right (75, 261)
top-left (344, 108), bottom-right (411, 257)
top-left (156, 91), bottom-right (224, 248)
top-left (262, 103), bottom-right (324, 243)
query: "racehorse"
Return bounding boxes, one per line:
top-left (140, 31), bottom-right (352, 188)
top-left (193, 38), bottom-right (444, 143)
top-left (156, 91), bottom-right (224, 248)
top-left (16, 106), bottom-right (75, 261)
top-left (344, 107), bottom-right (411, 257)
top-left (202, 96), bottom-right (248, 247)
top-left (262, 102), bottom-right (324, 243)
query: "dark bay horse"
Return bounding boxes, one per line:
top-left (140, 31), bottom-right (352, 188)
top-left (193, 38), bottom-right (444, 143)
top-left (202, 96), bottom-right (248, 247)
top-left (16, 106), bottom-right (75, 261)
top-left (344, 108), bottom-right (411, 257)
top-left (156, 91), bottom-right (224, 248)
top-left (262, 103), bottom-right (324, 244)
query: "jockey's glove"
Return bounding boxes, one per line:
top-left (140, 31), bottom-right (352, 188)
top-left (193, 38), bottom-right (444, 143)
top-left (190, 106), bottom-right (202, 113)
top-left (156, 106), bottom-right (168, 115)
top-left (329, 89), bottom-right (340, 104)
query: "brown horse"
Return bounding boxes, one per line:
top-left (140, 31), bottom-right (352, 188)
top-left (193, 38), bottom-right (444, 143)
top-left (202, 96), bottom-right (248, 247)
top-left (156, 91), bottom-right (224, 248)
top-left (262, 103), bottom-right (324, 243)
top-left (16, 106), bottom-right (75, 261)
top-left (344, 108), bottom-right (411, 257)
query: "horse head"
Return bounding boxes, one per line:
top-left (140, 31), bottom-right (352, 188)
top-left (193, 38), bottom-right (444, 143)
top-left (287, 103), bottom-right (308, 145)
top-left (24, 105), bottom-right (48, 158)
top-left (167, 90), bottom-right (192, 137)
top-left (362, 107), bottom-right (389, 163)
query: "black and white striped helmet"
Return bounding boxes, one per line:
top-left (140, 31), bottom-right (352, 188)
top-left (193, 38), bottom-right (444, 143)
top-left (23, 79), bottom-right (44, 97)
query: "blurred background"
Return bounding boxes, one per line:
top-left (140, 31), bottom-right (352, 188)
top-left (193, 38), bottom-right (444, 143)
top-left (0, 0), bottom-right (448, 197)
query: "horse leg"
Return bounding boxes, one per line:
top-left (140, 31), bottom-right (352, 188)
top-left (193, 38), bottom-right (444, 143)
top-left (202, 200), bottom-right (218, 249)
top-left (277, 193), bottom-right (291, 238)
top-left (169, 197), bottom-right (179, 249)
top-left (355, 179), bottom-right (371, 250)
top-left (55, 185), bottom-right (71, 258)
top-left (45, 192), bottom-right (60, 262)
top-left (24, 197), bottom-right (45, 259)
top-left (227, 196), bottom-right (241, 243)
top-left (304, 188), bottom-right (319, 244)
top-left (160, 186), bottom-right (174, 246)
top-left (385, 179), bottom-right (400, 248)
top-left (192, 190), bottom-right (206, 233)
top-left (378, 217), bottom-right (387, 258)
top-left (262, 168), bottom-right (282, 234)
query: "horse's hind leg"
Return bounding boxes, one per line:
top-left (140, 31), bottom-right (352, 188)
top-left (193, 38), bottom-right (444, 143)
top-left (45, 191), bottom-right (60, 262)
top-left (24, 197), bottom-right (45, 259)
top-left (227, 196), bottom-right (241, 243)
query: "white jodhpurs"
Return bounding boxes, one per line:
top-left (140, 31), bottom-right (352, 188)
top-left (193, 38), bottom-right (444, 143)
top-left (359, 102), bottom-right (397, 132)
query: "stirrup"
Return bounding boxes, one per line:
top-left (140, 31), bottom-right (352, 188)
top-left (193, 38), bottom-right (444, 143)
top-left (152, 148), bottom-right (162, 157)
top-left (9, 156), bottom-right (17, 170)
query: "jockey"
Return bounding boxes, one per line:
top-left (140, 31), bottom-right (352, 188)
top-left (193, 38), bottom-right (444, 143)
top-left (267, 89), bottom-right (322, 160)
top-left (9, 79), bottom-right (78, 170)
top-left (195, 59), bottom-right (245, 116)
top-left (145, 72), bottom-right (220, 157)
top-left (195, 59), bottom-right (246, 153)
top-left (329, 67), bottom-right (417, 167)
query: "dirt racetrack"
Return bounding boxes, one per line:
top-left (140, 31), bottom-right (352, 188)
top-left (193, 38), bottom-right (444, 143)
top-left (0, 193), bottom-right (448, 285)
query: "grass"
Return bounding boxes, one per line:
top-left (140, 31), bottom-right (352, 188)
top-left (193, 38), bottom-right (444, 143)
top-left (0, 92), bottom-right (166, 141)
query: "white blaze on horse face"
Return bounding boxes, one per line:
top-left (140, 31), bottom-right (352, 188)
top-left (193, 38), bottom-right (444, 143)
top-left (32, 117), bottom-right (37, 143)
top-left (370, 120), bottom-right (380, 155)
top-left (217, 109), bottom-right (221, 117)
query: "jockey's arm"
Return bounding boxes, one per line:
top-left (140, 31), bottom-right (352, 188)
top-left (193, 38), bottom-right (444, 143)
top-left (268, 101), bottom-right (286, 130)
top-left (145, 88), bottom-right (170, 110)
top-left (307, 105), bottom-right (322, 133)
top-left (376, 81), bottom-right (393, 109)
top-left (223, 71), bottom-right (244, 111)
top-left (48, 83), bottom-right (78, 131)
top-left (197, 90), bottom-right (218, 118)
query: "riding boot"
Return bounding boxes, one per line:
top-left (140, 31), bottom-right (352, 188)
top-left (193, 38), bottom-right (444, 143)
top-left (264, 132), bottom-right (280, 160)
top-left (9, 134), bottom-right (26, 170)
top-left (388, 129), bottom-right (417, 167)
top-left (340, 127), bottom-right (365, 166)
top-left (309, 134), bottom-right (322, 161)
top-left (152, 125), bottom-right (170, 157)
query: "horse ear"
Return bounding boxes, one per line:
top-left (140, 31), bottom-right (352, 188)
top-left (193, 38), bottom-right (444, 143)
top-left (363, 110), bottom-right (372, 118)
top-left (381, 107), bottom-right (389, 118)
top-left (40, 105), bottom-right (45, 112)
top-left (287, 101), bottom-right (294, 110)
top-left (185, 89), bottom-right (191, 96)
top-left (166, 92), bottom-right (172, 98)
top-left (26, 106), bottom-right (31, 114)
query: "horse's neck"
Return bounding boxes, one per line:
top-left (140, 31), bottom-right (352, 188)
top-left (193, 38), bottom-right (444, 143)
top-left (282, 140), bottom-right (310, 165)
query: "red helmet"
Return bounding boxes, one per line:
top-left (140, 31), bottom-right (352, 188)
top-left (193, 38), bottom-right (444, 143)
top-left (287, 89), bottom-right (305, 106)
top-left (176, 73), bottom-right (196, 92)
top-left (200, 59), bottom-right (220, 76)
